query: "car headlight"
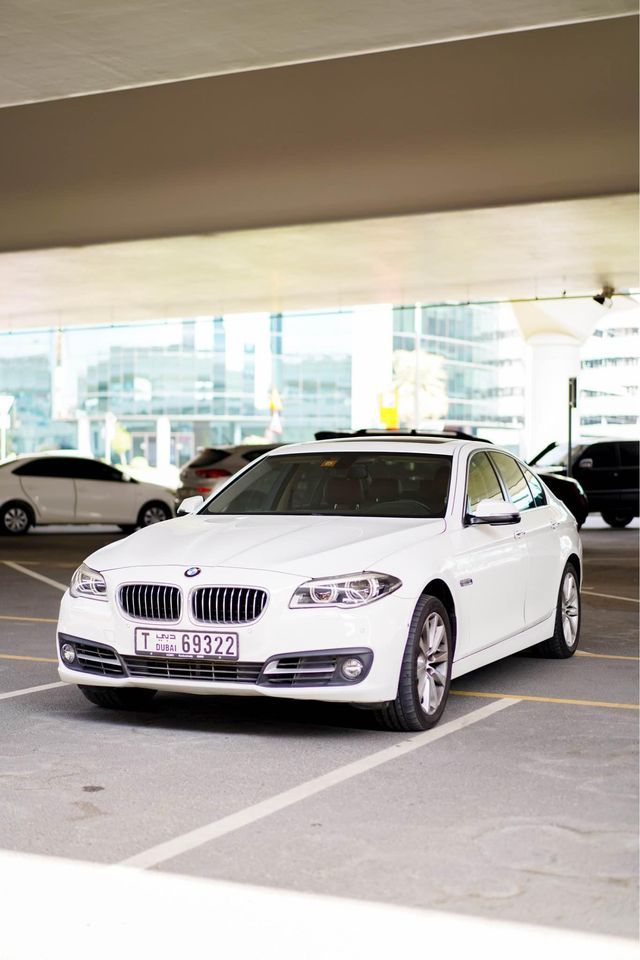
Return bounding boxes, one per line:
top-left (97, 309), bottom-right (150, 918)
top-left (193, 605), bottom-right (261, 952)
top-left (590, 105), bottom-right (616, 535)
top-left (69, 563), bottom-right (108, 601)
top-left (290, 572), bottom-right (401, 609)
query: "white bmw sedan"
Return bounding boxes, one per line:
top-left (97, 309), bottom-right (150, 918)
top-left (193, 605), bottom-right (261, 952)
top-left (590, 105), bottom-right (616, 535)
top-left (57, 439), bottom-right (582, 731)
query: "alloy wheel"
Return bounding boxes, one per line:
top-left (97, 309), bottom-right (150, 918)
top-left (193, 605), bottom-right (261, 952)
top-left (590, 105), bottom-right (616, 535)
top-left (561, 571), bottom-right (580, 648)
top-left (142, 506), bottom-right (168, 526)
top-left (4, 507), bottom-right (29, 533)
top-left (416, 611), bottom-right (449, 715)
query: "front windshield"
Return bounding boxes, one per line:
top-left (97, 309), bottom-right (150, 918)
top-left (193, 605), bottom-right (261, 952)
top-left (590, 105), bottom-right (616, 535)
top-left (200, 451), bottom-right (452, 518)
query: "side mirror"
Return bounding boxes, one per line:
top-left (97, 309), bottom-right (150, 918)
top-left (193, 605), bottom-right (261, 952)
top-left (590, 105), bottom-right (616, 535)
top-left (578, 458), bottom-right (593, 469)
top-left (177, 495), bottom-right (204, 516)
top-left (467, 499), bottom-right (521, 526)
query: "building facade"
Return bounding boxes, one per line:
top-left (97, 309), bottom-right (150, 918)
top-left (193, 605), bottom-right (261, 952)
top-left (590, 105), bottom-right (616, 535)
top-left (1, 302), bottom-right (530, 468)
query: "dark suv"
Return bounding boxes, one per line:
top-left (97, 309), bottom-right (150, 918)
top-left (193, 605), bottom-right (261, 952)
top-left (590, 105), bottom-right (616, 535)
top-left (530, 439), bottom-right (639, 527)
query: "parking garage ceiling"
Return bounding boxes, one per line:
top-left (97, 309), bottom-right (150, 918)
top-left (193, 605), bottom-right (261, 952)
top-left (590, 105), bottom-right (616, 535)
top-left (0, 0), bottom-right (635, 106)
top-left (0, 195), bottom-right (637, 333)
top-left (0, 5), bottom-right (636, 337)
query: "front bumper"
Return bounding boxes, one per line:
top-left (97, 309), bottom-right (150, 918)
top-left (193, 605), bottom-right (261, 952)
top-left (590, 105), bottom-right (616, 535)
top-left (56, 566), bottom-right (413, 703)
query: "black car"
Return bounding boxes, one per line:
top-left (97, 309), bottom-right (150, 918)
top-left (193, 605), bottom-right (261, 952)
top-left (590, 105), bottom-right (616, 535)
top-left (314, 430), bottom-right (590, 526)
top-left (530, 439), bottom-right (639, 528)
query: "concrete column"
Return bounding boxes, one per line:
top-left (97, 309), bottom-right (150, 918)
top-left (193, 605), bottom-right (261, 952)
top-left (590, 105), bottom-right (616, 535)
top-left (104, 412), bottom-right (116, 464)
top-left (524, 334), bottom-right (581, 461)
top-left (76, 413), bottom-right (92, 456)
top-left (156, 416), bottom-right (171, 471)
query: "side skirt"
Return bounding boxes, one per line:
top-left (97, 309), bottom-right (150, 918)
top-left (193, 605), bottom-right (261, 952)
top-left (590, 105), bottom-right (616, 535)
top-left (451, 612), bottom-right (556, 680)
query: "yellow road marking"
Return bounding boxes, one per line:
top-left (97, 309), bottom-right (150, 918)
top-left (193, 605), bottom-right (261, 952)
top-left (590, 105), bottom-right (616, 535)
top-left (452, 690), bottom-right (639, 710)
top-left (0, 615), bottom-right (57, 624)
top-left (0, 653), bottom-right (57, 664)
top-left (576, 650), bottom-right (639, 662)
top-left (582, 589), bottom-right (639, 604)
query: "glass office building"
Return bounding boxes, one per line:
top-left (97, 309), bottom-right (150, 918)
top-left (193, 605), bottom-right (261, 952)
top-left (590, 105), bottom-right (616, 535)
top-left (0, 303), bottom-right (526, 468)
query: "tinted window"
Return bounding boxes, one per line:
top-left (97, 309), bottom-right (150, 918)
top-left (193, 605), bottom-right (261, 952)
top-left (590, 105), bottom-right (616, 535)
top-left (581, 443), bottom-right (618, 469)
top-left (188, 449), bottom-right (229, 469)
top-left (72, 459), bottom-right (124, 481)
top-left (522, 467), bottom-right (546, 507)
top-left (466, 452), bottom-right (505, 512)
top-left (201, 452), bottom-right (452, 518)
top-left (13, 457), bottom-right (76, 478)
top-left (618, 442), bottom-right (639, 468)
top-left (489, 453), bottom-right (535, 511)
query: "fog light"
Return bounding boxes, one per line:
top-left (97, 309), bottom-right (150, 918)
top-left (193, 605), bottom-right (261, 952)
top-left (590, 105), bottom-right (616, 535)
top-left (61, 642), bottom-right (76, 664)
top-left (341, 657), bottom-right (364, 680)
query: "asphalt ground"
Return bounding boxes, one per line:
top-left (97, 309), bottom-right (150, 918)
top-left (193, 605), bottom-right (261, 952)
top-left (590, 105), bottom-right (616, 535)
top-left (0, 517), bottom-right (637, 946)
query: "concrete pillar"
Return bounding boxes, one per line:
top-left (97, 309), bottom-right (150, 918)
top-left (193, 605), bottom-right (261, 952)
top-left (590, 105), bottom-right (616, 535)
top-left (104, 412), bottom-right (116, 464)
top-left (76, 413), bottom-right (92, 456)
top-left (156, 416), bottom-right (171, 471)
top-left (524, 334), bottom-right (581, 461)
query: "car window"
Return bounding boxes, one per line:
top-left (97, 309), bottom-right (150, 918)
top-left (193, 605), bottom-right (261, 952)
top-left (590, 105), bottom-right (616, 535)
top-left (201, 452), bottom-right (452, 518)
top-left (580, 443), bottom-right (619, 469)
top-left (618, 442), bottom-right (639, 468)
top-left (72, 459), bottom-right (124, 482)
top-left (489, 452), bottom-right (535, 511)
top-left (522, 467), bottom-right (546, 507)
top-left (13, 457), bottom-right (76, 478)
top-left (465, 452), bottom-right (505, 512)
top-left (188, 449), bottom-right (229, 469)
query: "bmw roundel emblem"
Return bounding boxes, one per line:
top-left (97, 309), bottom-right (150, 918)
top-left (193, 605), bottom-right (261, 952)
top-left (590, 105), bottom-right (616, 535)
top-left (184, 567), bottom-right (201, 578)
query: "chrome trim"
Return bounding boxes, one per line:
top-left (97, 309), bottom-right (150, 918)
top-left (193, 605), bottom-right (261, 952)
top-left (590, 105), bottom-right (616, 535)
top-left (116, 581), bottom-right (182, 624)
top-left (188, 584), bottom-right (270, 625)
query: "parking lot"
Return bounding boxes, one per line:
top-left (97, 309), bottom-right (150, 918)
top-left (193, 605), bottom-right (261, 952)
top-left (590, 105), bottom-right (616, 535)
top-left (0, 520), bottom-right (637, 949)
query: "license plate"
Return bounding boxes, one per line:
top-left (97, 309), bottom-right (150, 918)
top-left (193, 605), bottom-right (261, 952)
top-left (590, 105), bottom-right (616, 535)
top-left (134, 627), bottom-right (239, 660)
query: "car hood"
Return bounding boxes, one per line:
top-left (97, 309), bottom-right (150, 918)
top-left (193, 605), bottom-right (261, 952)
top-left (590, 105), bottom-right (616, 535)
top-left (86, 513), bottom-right (445, 578)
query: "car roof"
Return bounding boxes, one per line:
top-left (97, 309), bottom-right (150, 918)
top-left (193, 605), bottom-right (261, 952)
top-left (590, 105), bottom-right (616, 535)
top-left (267, 437), bottom-right (483, 457)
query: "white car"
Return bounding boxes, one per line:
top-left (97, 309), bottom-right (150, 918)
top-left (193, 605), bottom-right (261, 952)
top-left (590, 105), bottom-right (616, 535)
top-left (0, 455), bottom-right (176, 534)
top-left (57, 439), bottom-right (582, 731)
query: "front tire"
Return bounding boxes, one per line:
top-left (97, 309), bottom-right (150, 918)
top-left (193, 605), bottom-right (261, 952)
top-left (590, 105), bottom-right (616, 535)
top-left (539, 562), bottom-right (581, 658)
top-left (374, 596), bottom-right (453, 732)
top-left (0, 501), bottom-right (33, 535)
top-left (601, 511), bottom-right (634, 529)
top-left (78, 686), bottom-right (157, 710)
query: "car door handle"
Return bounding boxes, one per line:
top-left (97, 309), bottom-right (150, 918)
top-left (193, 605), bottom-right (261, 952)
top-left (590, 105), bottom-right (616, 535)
top-left (550, 520), bottom-right (559, 529)
top-left (514, 530), bottom-right (526, 539)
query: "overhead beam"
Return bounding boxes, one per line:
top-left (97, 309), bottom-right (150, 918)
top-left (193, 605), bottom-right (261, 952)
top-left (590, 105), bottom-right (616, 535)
top-left (0, 17), bottom-right (637, 253)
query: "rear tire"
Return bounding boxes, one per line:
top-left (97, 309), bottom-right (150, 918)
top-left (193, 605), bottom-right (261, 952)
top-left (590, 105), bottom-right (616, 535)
top-left (137, 501), bottom-right (172, 527)
top-left (601, 511), bottom-right (634, 529)
top-left (539, 562), bottom-right (581, 658)
top-left (78, 686), bottom-right (157, 710)
top-left (374, 595), bottom-right (453, 732)
top-left (0, 501), bottom-right (33, 535)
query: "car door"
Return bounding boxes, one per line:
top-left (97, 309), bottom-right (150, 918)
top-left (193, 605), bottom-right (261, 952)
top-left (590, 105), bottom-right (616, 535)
top-left (450, 450), bottom-right (527, 658)
top-left (489, 452), bottom-right (563, 628)
top-left (572, 442), bottom-right (619, 511)
top-left (14, 457), bottom-right (76, 522)
top-left (616, 442), bottom-right (639, 512)
top-left (73, 459), bottom-right (138, 523)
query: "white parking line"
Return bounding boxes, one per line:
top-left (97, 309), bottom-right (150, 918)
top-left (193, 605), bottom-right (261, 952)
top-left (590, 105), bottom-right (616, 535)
top-left (582, 589), bottom-right (639, 604)
top-left (121, 698), bottom-right (518, 869)
top-left (2, 561), bottom-right (68, 592)
top-left (0, 681), bottom-right (65, 701)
